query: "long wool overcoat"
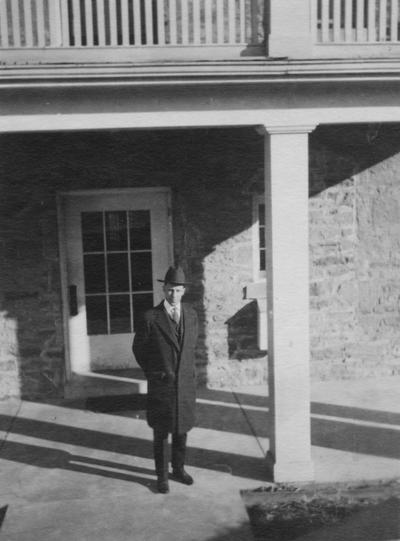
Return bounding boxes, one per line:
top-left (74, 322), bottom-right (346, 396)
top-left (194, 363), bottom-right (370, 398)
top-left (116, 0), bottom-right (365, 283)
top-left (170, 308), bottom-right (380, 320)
top-left (132, 302), bottom-right (198, 434)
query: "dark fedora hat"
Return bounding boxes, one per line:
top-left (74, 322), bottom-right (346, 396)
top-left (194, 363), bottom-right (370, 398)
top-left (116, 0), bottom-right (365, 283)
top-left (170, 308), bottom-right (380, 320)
top-left (158, 266), bottom-right (190, 285)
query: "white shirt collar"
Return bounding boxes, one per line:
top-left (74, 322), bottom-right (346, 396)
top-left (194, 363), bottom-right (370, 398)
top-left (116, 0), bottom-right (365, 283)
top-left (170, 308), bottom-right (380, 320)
top-left (163, 299), bottom-right (181, 316)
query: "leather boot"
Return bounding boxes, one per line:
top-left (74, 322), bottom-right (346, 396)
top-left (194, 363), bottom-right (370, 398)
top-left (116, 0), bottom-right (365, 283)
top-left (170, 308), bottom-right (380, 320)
top-left (171, 468), bottom-right (194, 485)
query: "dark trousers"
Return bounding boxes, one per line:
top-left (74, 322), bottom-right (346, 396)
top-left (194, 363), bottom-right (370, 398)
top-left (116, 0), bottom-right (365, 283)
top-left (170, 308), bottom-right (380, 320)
top-left (153, 429), bottom-right (187, 479)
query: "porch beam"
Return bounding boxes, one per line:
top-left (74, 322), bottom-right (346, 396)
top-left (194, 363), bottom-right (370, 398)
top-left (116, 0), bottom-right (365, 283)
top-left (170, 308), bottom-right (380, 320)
top-left (262, 124), bottom-right (316, 482)
top-left (3, 108), bottom-right (400, 134)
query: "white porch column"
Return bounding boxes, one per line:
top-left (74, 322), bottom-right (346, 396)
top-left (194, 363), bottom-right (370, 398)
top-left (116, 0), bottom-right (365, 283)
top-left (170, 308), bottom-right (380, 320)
top-left (263, 125), bottom-right (315, 482)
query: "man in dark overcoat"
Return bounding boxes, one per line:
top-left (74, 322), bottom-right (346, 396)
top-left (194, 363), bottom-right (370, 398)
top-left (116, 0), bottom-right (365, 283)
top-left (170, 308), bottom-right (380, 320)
top-left (132, 266), bottom-right (198, 494)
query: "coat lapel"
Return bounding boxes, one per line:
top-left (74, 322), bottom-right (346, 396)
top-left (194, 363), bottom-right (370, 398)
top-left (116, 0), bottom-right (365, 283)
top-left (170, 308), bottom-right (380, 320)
top-left (181, 304), bottom-right (193, 351)
top-left (154, 302), bottom-right (180, 352)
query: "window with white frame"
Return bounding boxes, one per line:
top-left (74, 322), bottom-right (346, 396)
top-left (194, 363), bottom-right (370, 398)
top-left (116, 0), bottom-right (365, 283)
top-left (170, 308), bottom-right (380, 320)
top-left (248, 194), bottom-right (268, 350)
top-left (253, 195), bottom-right (266, 280)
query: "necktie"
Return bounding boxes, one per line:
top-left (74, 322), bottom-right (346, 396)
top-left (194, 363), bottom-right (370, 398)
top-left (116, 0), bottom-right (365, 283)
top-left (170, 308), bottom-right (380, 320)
top-left (171, 306), bottom-right (180, 325)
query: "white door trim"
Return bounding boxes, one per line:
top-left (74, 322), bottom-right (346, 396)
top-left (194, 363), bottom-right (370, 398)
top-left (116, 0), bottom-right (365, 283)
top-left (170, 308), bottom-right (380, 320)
top-left (57, 187), bottom-right (173, 379)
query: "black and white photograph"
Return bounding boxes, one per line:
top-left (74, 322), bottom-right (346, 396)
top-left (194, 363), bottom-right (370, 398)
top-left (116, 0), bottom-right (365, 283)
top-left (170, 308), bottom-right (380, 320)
top-left (0, 1), bottom-right (399, 539)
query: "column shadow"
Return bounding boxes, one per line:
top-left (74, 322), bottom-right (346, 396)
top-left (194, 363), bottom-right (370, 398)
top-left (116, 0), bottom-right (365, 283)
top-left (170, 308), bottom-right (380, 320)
top-left (0, 413), bottom-right (269, 482)
top-left (0, 439), bottom-right (159, 493)
top-left (0, 506), bottom-right (8, 530)
top-left (311, 402), bottom-right (400, 426)
top-left (310, 403), bottom-right (400, 460)
top-left (83, 387), bottom-right (270, 437)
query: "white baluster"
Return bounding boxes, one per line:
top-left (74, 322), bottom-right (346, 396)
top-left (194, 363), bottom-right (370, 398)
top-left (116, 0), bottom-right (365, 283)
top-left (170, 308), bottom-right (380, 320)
top-left (228, 0), bottom-right (235, 43)
top-left (133, 0), bottom-right (141, 45)
top-left (71, 0), bottom-right (82, 46)
top-left (49, 0), bottom-right (63, 47)
top-left (356, 0), bottom-right (365, 41)
top-left (367, 0), bottom-right (376, 42)
top-left (390, 0), bottom-right (399, 41)
top-left (193, 0), bottom-right (200, 43)
top-left (36, 0), bottom-right (46, 46)
top-left (344, 0), bottom-right (353, 41)
top-left (205, 0), bottom-right (212, 43)
top-left (11, 0), bottom-right (21, 47)
top-left (84, 0), bottom-right (94, 46)
top-left (97, 0), bottom-right (106, 45)
top-left (379, 0), bottom-right (387, 41)
top-left (217, 0), bottom-right (224, 43)
top-left (310, 0), bottom-right (318, 43)
top-left (181, 0), bottom-right (189, 44)
top-left (120, 0), bottom-right (129, 45)
top-left (169, 0), bottom-right (177, 44)
top-left (23, 0), bottom-right (33, 47)
top-left (321, 0), bottom-right (329, 42)
top-left (239, 0), bottom-right (245, 43)
top-left (333, 0), bottom-right (341, 42)
top-left (0, 0), bottom-right (9, 47)
top-left (157, 0), bottom-right (165, 45)
top-left (145, 0), bottom-right (153, 44)
top-left (60, 0), bottom-right (71, 46)
top-left (109, 0), bottom-right (118, 45)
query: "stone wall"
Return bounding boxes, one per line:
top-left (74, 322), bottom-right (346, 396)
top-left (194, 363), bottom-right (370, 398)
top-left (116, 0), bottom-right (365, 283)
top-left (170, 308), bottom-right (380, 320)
top-left (309, 155), bottom-right (359, 379)
top-left (0, 180), bottom-right (64, 399)
top-left (355, 154), bottom-right (400, 377)
top-left (309, 127), bottom-right (400, 379)
top-left (170, 130), bottom-right (265, 387)
top-left (0, 129), bottom-right (264, 398)
top-left (0, 314), bottom-right (19, 398)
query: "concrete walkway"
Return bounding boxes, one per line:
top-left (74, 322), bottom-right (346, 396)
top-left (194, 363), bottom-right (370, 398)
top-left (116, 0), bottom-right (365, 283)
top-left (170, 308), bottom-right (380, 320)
top-left (0, 377), bottom-right (399, 541)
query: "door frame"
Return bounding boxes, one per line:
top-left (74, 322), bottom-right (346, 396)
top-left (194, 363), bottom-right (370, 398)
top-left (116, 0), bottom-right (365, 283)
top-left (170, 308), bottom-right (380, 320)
top-left (57, 187), bottom-right (173, 380)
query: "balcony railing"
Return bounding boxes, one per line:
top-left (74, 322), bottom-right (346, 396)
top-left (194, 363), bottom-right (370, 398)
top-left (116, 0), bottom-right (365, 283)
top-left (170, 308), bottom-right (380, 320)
top-left (0, 0), bottom-right (264, 63)
top-left (312, 0), bottom-right (400, 57)
top-left (267, 0), bottom-right (400, 59)
top-left (1, 0), bottom-right (400, 65)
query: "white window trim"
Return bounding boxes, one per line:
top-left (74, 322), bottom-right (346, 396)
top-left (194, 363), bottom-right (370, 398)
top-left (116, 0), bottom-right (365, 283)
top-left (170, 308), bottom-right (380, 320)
top-left (252, 194), bottom-right (267, 282)
top-left (245, 194), bottom-right (268, 350)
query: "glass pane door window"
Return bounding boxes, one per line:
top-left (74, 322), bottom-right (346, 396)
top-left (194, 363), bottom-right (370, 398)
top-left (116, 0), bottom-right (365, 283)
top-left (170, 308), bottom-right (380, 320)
top-left (81, 210), bottom-right (154, 336)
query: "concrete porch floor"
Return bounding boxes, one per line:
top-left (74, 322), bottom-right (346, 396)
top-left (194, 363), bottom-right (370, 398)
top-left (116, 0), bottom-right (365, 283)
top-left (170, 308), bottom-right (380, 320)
top-left (0, 376), bottom-right (399, 541)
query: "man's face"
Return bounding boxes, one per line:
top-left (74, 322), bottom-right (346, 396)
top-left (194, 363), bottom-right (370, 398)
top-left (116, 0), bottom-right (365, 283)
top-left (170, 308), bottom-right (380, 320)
top-left (163, 283), bottom-right (185, 306)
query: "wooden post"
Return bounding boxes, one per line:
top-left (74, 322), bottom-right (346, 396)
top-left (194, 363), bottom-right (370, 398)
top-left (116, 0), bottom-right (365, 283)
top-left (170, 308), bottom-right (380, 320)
top-left (263, 124), bottom-right (316, 482)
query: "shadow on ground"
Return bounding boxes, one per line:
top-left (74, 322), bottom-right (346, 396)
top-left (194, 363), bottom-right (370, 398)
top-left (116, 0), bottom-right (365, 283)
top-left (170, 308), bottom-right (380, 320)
top-left (0, 506), bottom-right (8, 530)
top-left (311, 403), bottom-right (400, 426)
top-left (202, 523), bottom-right (254, 541)
top-left (0, 438), bottom-right (159, 492)
top-left (311, 403), bottom-right (400, 460)
top-left (81, 388), bottom-right (400, 459)
top-left (84, 387), bottom-right (270, 436)
top-left (2, 386), bottom-right (399, 495)
top-left (0, 411), bottom-right (269, 486)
